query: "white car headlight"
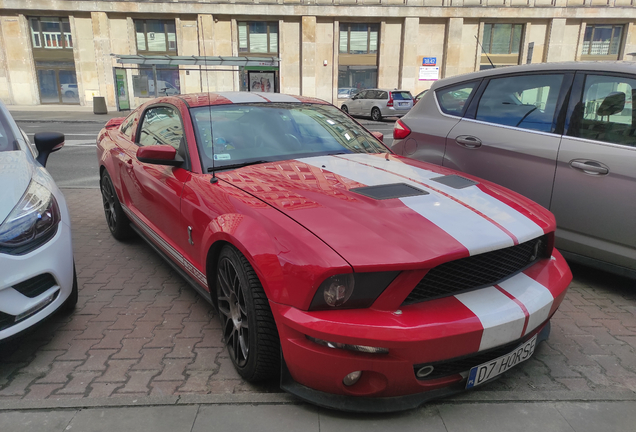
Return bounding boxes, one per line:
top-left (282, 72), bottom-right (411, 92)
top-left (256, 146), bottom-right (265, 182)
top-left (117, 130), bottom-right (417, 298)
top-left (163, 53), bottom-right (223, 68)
top-left (0, 173), bottom-right (60, 254)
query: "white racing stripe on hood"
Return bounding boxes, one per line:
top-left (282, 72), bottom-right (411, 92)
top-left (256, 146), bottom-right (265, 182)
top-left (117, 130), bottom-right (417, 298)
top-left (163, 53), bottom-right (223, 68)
top-left (497, 272), bottom-right (554, 338)
top-left (339, 154), bottom-right (545, 245)
top-left (298, 155), bottom-right (514, 255)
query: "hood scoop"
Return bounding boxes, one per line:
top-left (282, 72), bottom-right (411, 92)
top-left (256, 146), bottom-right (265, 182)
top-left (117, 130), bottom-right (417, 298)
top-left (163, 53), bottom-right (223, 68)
top-left (431, 175), bottom-right (478, 189)
top-left (350, 183), bottom-right (429, 200)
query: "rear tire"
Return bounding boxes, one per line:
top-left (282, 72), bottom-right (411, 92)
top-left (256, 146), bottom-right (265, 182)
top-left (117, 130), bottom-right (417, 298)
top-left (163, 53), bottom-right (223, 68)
top-left (341, 105), bottom-right (349, 114)
top-left (216, 245), bottom-right (280, 382)
top-left (100, 171), bottom-right (135, 240)
top-left (371, 107), bottom-right (382, 121)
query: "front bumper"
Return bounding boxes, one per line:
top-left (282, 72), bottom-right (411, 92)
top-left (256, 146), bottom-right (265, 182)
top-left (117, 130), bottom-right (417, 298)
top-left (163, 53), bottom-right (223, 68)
top-left (271, 251), bottom-right (571, 411)
top-left (0, 218), bottom-right (74, 341)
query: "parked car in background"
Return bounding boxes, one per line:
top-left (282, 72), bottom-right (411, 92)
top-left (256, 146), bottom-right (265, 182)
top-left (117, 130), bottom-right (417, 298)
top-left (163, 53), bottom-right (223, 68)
top-left (413, 89), bottom-right (428, 105)
top-left (391, 61), bottom-right (636, 278)
top-left (341, 89), bottom-right (413, 121)
top-left (0, 100), bottom-right (77, 341)
top-left (97, 91), bottom-right (571, 412)
top-left (60, 83), bottom-right (78, 99)
top-left (338, 87), bottom-right (358, 99)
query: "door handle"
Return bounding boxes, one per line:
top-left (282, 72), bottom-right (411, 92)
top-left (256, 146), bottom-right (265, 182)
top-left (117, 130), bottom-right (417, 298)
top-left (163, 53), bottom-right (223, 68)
top-left (569, 160), bottom-right (609, 175)
top-left (455, 135), bottom-right (482, 148)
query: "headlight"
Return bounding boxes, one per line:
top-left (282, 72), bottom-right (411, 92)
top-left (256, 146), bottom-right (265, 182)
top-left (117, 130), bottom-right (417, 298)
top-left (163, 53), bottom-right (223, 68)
top-left (309, 271), bottom-right (399, 310)
top-left (0, 176), bottom-right (60, 255)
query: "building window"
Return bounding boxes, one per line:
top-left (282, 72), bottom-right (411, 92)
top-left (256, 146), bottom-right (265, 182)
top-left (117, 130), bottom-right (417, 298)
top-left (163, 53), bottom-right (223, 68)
top-left (30, 17), bottom-right (73, 49)
top-left (338, 24), bottom-right (379, 96)
top-left (238, 22), bottom-right (278, 56)
top-left (135, 20), bottom-right (177, 54)
top-left (480, 24), bottom-right (523, 70)
top-left (581, 25), bottom-right (623, 61)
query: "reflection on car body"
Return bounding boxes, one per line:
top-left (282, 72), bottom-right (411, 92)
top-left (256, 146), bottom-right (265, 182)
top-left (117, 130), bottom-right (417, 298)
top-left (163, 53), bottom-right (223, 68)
top-left (391, 61), bottom-right (636, 278)
top-left (96, 91), bottom-right (571, 412)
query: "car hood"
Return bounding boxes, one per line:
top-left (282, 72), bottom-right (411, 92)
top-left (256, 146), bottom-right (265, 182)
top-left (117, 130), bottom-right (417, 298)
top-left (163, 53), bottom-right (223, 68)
top-left (217, 153), bottom-right (554, 270)
top-left (0, 151), bottom-right (34, 223)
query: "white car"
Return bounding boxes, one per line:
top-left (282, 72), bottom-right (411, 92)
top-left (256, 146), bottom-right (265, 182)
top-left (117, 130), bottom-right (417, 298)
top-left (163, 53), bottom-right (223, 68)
top-left (0, 100), bottom-right (77, 340)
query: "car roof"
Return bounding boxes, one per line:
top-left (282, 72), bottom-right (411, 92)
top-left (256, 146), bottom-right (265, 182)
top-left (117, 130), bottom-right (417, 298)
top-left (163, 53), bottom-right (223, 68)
top-left (176, 92), bottom-right (329, 108)
top-left (430, 61), bottom-right (636, 89)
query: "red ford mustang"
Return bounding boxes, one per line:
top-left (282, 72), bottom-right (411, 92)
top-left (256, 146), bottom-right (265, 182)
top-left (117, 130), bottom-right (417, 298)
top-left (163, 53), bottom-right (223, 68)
top-left (96, 92), bottom-right (572, 412)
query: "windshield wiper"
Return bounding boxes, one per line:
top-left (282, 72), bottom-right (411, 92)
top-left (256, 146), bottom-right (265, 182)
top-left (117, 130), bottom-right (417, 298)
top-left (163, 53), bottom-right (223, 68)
top-left (207, 160), bottom-right (270, 172)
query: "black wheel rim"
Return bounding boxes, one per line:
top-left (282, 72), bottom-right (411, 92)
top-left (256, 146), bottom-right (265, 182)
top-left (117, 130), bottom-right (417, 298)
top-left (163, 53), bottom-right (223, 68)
top-left (342, 106), bottom-right (348, 113)
top-left (217, 256), bottom-right (249, 367)
top-left (101, 176), bottom-right (117, 232)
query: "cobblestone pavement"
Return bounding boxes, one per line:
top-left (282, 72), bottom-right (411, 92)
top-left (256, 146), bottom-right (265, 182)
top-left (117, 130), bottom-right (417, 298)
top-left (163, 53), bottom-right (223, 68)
top-left (0, 188), bottom-right (635, 406)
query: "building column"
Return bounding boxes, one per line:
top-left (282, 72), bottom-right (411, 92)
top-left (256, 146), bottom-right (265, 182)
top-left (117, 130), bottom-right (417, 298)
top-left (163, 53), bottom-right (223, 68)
top-left (622, 22), bottom-right (636, 60)
top-left (1, 15), bottom-right (37, 105)
top-left (91, 12), bottom-right (115, 108)
top-left (399, 17), bottom-right (419, 92)
top-left (301, 16), bottom-right (317, 97)
top-left (280, 19), bottom-right (300, 95)
top-left (544, 18), bottom-right (567, 62)
top-left (444, 18), bottom-right (464, 78)
top-left (378, 20), bottom-right (402, 90)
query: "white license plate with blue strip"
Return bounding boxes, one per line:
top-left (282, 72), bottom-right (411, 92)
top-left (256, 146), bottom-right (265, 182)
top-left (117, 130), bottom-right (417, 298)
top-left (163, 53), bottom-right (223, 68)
top-left (466, 334), bottom-right (537, 389)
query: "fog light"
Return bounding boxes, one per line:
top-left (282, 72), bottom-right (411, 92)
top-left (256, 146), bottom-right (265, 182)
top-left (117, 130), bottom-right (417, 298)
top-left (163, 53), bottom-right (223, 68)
top-left (343, 371), bottom-right (362, 386)
top-left (416, 365), bottom-right (435, 378)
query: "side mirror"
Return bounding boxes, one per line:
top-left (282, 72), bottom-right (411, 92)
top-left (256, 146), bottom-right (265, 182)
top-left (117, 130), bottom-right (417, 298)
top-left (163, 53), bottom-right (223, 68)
top-left (34, 132), bottom-right (64, 167)
top-left (371, 131), bottom-right (384, 142)
top-left (137, 144), bottom-right (183, 166)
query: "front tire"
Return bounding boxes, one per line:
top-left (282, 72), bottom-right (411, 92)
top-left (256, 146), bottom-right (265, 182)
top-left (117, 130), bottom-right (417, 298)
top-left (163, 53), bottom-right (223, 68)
top-left (100, 171), bottom-right (134, 240)
top-left (371, 107), bottom-right (382, 121)
top-left (341, 104), bottom-right (349, 114)
top-left (216, 245), bottom-right (280, 382)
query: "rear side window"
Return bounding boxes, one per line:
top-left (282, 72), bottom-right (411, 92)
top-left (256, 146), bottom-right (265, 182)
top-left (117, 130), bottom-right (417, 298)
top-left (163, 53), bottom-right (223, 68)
top-left (0, 110), bottom-right (17, 152)
top-left (376, 91), bottom-right (388, 99)
top-left (436, 83), bottom-right (477, 116)
top-left (475, 74), bottom-right (564, 133)
top-left (120, 114), bottom-right (136, 139)
top-left (391, 91), bottom-right (412, 100)
top-left (569, 74), bottom-right (636, 147)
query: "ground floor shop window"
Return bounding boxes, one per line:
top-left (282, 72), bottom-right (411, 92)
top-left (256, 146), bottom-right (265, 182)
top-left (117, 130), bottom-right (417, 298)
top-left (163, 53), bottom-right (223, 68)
top-left (133, 66), bottom-right (180, 97)
top-left (35, 61), bottom-right (78, 104)
top-left (240, 67), bottom-right (279, 92)
top-left (338, 65), bottom-right (377, 94)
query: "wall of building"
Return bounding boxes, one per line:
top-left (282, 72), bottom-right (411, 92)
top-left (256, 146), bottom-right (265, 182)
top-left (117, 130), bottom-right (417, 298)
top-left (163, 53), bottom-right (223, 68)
top-left (0, 1), bottom-right (635, 108)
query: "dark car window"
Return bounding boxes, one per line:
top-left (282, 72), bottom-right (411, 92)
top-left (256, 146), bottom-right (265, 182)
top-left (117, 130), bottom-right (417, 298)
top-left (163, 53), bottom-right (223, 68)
top-left (190, 103), bottom-right (389, 171)
top-left (366, 90), bottom-right (378, 99)
top-left (355, 91), bottom-right (367, 99)
top-left (436, 83), bottom-right (477, 116)
top-left (569, 74), bottom-right (636, 147)
top-left (138, 105), bottom-right (184, 150)
top-left (375, 91), bottom-right (387, 99)
top-left (0, 110), bottom-right (17, 152)
top-left (475, 74), bottom-right (564, 133)
top-left (391, 92), bottom-right (412, 100)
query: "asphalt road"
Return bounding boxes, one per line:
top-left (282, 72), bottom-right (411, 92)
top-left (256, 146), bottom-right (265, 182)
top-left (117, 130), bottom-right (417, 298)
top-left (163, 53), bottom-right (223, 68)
top-left (16, 117), bottom-right (395, 189)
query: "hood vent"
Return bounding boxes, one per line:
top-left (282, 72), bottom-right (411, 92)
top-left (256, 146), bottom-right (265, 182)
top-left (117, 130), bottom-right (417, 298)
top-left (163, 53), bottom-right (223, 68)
top-left (431, 175), bottom-right (478, 189)
top-left (350, 183), bottom-right (429, 200)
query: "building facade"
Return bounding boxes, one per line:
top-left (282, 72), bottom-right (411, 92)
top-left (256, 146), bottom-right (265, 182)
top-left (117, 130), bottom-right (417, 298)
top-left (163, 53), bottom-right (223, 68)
top-left (0, 0), bottom-right (635, 110)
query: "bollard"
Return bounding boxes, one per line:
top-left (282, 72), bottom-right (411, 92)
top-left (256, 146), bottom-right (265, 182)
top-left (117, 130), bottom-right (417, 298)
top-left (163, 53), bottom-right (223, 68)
top-left (93, 96), bottom-right (108, 114)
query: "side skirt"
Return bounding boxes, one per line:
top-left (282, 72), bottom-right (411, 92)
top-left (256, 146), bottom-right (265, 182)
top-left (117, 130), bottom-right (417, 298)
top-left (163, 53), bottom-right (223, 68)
top-left (129, 224), bottom-right (215, 306)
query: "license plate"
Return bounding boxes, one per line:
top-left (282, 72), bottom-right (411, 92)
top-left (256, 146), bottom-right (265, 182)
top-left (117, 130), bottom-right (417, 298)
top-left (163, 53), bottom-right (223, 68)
top-left (399, 102), bottom-right (408, 106)
top-left (466, 335), bottom-right (537, 389)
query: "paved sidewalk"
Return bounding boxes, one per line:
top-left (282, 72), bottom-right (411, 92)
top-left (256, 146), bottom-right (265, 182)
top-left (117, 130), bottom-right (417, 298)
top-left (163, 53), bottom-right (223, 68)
top-left (8, 104), bottom-right (127, 123)
top-left (0, 189), bottom-right (635, 430)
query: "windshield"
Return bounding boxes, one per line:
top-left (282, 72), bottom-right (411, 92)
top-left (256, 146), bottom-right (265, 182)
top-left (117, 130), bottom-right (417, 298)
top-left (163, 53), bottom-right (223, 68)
top-left (190, 103), bottom-right (388, 171)
top-left (0, 110), bottom-right (17, 152)
top-left (392, 92), bottom-right (412, 100)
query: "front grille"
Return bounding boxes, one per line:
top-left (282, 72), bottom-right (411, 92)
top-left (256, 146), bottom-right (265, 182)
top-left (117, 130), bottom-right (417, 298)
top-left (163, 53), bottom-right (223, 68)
top-left (414, 334), bottom-right (534, 380)
top-left (13, 274), bottom-right (57, 298)
top-left (403, 235), bottom-right (548, 305)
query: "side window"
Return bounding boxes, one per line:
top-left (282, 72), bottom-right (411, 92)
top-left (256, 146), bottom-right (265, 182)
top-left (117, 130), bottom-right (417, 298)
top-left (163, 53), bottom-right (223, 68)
top-left (120, 114), bottom-right (136, 139)
top-left (377, 91), bottom-right (388, 99)
top-left (436, 82), bottom-right (477, 116)
top-left (138, 105), bottom-right (184, 150)
top-left (475, 74), bottom-right (564, 133)
top-left (357, 90), bottom-right (367, 99)
top-left (571, 74), bottom-right (635, 147)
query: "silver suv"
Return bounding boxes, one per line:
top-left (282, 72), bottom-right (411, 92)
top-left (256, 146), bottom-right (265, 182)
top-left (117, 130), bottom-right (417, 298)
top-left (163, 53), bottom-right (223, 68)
top-left (391, 61), bottom-right (636, 278)
top-left (341, 89), bottom-right (413, 121)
